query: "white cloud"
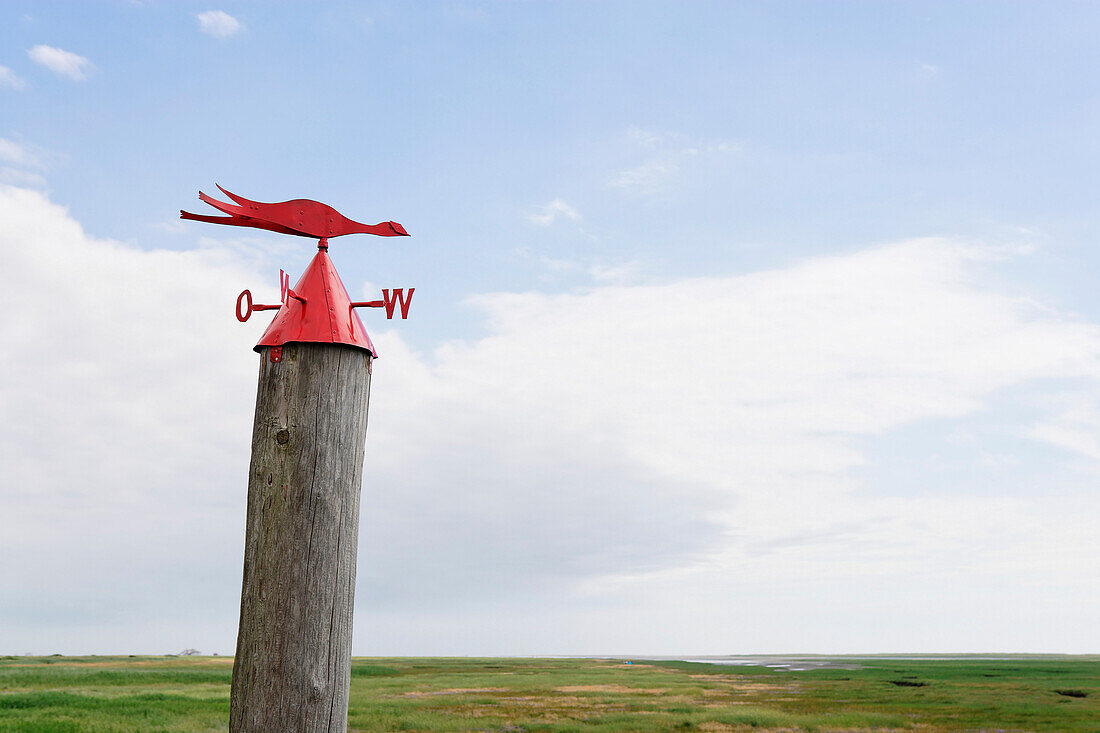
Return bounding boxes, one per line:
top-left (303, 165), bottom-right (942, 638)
top-left (152, 219), bottom-right (187, 234)
top-left (0, 65), bottom-right (27, 90)
top-left (362, 236), bottom-right (1100, 651)
top-left (0, 137), bottom-right (50, 188)
top-left (526, 198), bottom-right (579, 226)
top-left (196, 10), bottom-right (242, 38)
top-left (2, 186), bottom-right (1099, 654)
top-left (536, 254), bottom-right (578, 273)
top-left (0, 167), bottom-right (47, 187)
top-left (612, 127), bottom-right (739, 194)
top-left (626, 126), bottom-right (662, 149)
top-left (0, 185), bottom-right (269, 653)
top-left (27, 45), bottom-right (91, 81)
top-left (608, 158), bottom-right (678, 194)
top-left (520, 251), bottom-right (639, 285)
top-left (588, 261), bottom-right (640, 285)
top-left (1030, 397), bottom-right (1100, 462)
top-left (0, 138), bottom-right (41, 168)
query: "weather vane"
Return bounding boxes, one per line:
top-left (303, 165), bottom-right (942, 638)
top-left (181, 185), bottom-right (414, 730)
top-left (181, 184), bottom-right (413, 361)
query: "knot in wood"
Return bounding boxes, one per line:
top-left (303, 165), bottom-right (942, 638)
top-left (275, 429), bottom-right (290, 445)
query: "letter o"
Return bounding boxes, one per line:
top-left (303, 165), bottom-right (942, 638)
top-left (236, 289), bottom-right (253, 322)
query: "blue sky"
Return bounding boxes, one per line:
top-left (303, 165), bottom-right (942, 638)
top-left (8, 2), bottom-right (1100, 315)
top-left (2, 2), bottom-right (1099, 655)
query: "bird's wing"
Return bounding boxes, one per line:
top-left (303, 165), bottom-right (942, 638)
top-left (179, 210), bottom-right (310, 237)
top-left (199, 190), bottom-right (249, 218)
top-left (216, 184), bottom-right (268, 212)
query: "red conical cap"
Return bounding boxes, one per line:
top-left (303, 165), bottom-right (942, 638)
top-left (255, 249), bottom-right (377, 357)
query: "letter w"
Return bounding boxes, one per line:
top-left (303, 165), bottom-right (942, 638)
top-left (382, 288), bottom-right (414, 319)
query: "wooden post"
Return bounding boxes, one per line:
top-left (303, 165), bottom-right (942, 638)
top-left (230, 342), bottom-right (371, 733)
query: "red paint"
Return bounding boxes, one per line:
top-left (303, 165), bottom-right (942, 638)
top-left (349, 288), bottom-right (414, 320)
top-left (236, 289), bottom-right (282, 322)
top-left (381, 288), bottom-right (414, 319)
top-left (254, 249), bottom-right (379, 358)
top-left (182, 185), bottom-right (413, 358)
top-left (181, 185), bottom-right (409, 240)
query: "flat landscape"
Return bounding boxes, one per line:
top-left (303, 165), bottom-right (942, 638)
top-left (1, 655), bottom-right (1097, 732)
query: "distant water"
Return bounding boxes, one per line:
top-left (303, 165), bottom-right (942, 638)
top-left (643, 654), bottom-right (1077, 672)
top-left (564, 654), bottom-right (1091, 672)
top-left (676, 657), bottom-right (857, 671)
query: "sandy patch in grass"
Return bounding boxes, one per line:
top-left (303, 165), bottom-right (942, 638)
top-left (697, 725), bottom-right (800, 732)
top-left (401, 687), bottom-right (508, 698)
top-left (555, 684), bottom-right (667, 693)
top-left (691, 675), bottom-right (797, 693)
top-left (692, 728), bottom-right (898, 733)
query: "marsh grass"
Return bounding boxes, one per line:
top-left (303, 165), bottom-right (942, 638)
top-left (0, 655), bottom-right (1096, 731)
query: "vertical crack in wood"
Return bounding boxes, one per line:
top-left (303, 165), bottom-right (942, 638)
top-left (325, 528), bottom-right (343, 732)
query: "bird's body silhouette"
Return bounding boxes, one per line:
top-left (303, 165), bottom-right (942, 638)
top-left (180, 185), bottom-right (409, 240)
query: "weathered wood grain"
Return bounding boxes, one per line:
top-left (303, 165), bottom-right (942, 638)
top-left (230, 343), bottom-right (371, 733)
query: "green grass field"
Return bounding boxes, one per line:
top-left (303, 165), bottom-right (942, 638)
top-left (1, 655), bottom-right (1097, 732)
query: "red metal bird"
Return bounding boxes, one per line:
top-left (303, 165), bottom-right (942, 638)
top-left (180, 184), bottom-right (409, 240)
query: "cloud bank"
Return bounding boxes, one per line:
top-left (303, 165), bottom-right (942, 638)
top-left (1, 185), bottom-right (1098, 655)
